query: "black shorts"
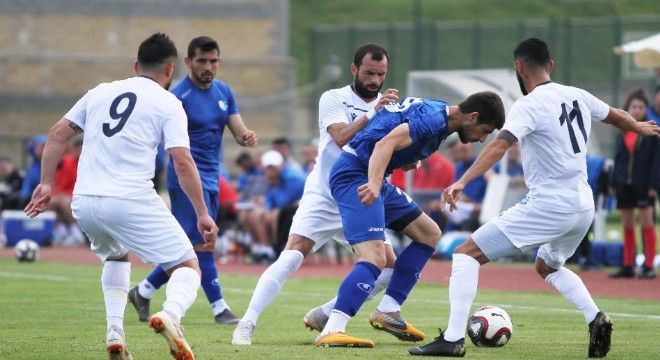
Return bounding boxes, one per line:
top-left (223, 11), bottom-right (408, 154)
top-left (616, 184), bottom-right (654, 209)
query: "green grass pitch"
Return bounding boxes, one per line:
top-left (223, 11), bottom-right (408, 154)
top-left (1, 259), bottom-right (658, 359)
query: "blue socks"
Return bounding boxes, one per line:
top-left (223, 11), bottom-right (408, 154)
top-left (145, 265), bottom-right (170, 290)
top-left (197, 251), bottom-right (223, 303)
top-left (144, 251), bottom-right (222, 304)
top-left (385, 241), bottom-right (435, 305)
top-left (334, 261), bottom-right (381, 316)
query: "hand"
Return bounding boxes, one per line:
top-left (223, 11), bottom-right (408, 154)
top-left (639, 120), bottom-right (660, 138)
top-left (375, 88), bottom-right (399, 111)
top-left (441, 181), bottom-right (465, 212)
top-left (242, 130), bottom-right (258, 148)
top-left (357, 181), bottom-right (381, 205)
top-left (197, 214), bottom-right (219, 250)
top-left (24, 184), bottom-right (53, 218)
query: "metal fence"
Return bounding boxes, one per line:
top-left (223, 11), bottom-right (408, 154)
top-left (309, 15), bottom-right (660, 110)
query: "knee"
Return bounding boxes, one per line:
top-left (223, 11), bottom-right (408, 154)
top-left (283, 234), bottom-right (313, 256)
top-left (535, 258), bottom-right (557, 279)
top-left (361, 248), bottom-right (387, 269)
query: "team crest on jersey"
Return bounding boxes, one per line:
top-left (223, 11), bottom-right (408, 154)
top-left (351, 112), bottom-right (358, 121)
top-left (218, 100), bottom-right (228, 111)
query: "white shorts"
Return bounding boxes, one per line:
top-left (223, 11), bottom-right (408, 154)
top-left (289, 188), bottom-right (392, 253)
top-left (72, 193), bottom-right (194, 266)
top-left (474, 199), bottom-right (594, 269)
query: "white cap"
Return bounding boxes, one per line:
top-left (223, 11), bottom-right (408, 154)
top-left (261, 150), bottom-right (284, 167)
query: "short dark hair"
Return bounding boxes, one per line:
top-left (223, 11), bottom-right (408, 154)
top-left (353, 43), bottom-right (388, 69)
top-left (272, 137), bottom-right (291, 147)
top-left (458, 91), bottom-right (505, 130)
top-left (236, 151), bottom-right (252, 165)
top-left (188, 36), bottom-right (220, 59)
top-left (137, 33), bottom-right (178, 70)
top-left (514, 38), bottom-right (551, 70)
top-left (621, 88), bottom-right (649, 113)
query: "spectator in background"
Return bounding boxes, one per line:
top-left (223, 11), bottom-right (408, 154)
top-left (648, 85), bottom-right (660, 198)
top-left (272, 137), bottom-right (304, 175)
top-left (440, 139), bottom-right (487, 232)
top-left (485, 142), bottom-right (527, 210)
top-left (609, 89), bottom-right (659, 279)
top-left (234, 151), bottom-right (266, 203)
top-left (20, 134), bottom-right (47, 206)
top-left (0, 157), bottom-right (25, 210)
top-left (241, 150), bottom-right (305, 262)
top-left (217, 174), bottom-right (239, 229)
top-left (390, 151), bottom-right (455, 228)
top-left (648, 84), bottom-right (660, 123)
top-left (486, 142), bottom-right (525, 186)
top-left (51, 138), bottom-right (85, 246)
top-left (570, 153), bottom-right (610, 270)
top-left (390, 151), bottom-right (455, 191)
top-left (301, 139), bottom-right (318, 176)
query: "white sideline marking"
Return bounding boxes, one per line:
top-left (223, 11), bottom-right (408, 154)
top-left (222, 288), bottom-right (660, 321)
top-left (3, 270), bottom-right (658, 322)
top-left (0, 270), bottom-right (71, 282)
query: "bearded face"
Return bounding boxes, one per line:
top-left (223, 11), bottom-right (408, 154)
top-left (516, 70), bottom-right (528, 96)
top-left (353, 71), bottom-right (383, 99)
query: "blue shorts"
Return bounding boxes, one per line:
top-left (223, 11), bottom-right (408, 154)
top-left (330, 153), bottom-right (422, 244)
top-left (168, 188), bottom-right (218, 245)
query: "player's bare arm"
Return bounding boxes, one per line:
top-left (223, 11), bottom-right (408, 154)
top-left (602, 107), bottom-right (660, 138)
top-left (227, 114), bottom-right (258, 147)
top-left (358, 123), bottom-right (413, 205)
top-left (328, 88), bottom-right (400, 148)
top-left (170, 147), bottom-right (219, 248)
top-left (24, 118), bottom-right (81, 218)
top-left (442, 131), bottom-right (516, 212)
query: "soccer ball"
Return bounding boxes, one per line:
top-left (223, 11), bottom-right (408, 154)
top-left (467, 305), bottom-right (513, 347)
top-left (15, 239), bottom-right (40, 262)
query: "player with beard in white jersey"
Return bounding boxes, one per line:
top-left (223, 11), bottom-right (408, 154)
top-left (233, 43), bottom-right (426, 346)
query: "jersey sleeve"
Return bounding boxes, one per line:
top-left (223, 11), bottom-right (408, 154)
top-left (318, 90), bottom-right (348, 130)
top-left (224, 83), bottom-right (240, 116)
top-left (162, 99), bottom-right (190, 151)
top-left (408, 102), bottom-right (447, 142)
top-left (63, 89), bottom-right (92, 129)
top-left (576, 88), bottom-right (610, 122)
top-left (502, 99), bottom-right (535, 141)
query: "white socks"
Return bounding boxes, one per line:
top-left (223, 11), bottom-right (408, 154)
top-left (163, 267), bottom-right (201, 323)
top-left (545, 266), bottom-right (599, 324)
top-left (242, 250), bottom-right (304, 325)
top-left (444, 254), bottom-right (480, 342)
top-left (102, 261), bottom-right (131, 331)
top-left (211, 298), bottom-right (230, 316)
top-left (138, 279), bottom-right (158, 299)
top-left (320, 309), bottom-right (350, 336)
top-left (369, 267), bottom-right (393, 302)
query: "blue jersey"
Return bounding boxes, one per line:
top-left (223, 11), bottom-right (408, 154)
top-left (348, 98), bottom-right (451, 177)
top-left (166, 77), bottom-right (239, 190)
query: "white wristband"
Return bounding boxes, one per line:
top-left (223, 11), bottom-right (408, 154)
top-left (365, 108), bottom-right (377, 120)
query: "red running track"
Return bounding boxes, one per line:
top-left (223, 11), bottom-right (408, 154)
top-left (2, 246), bottom-right (658, 301)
